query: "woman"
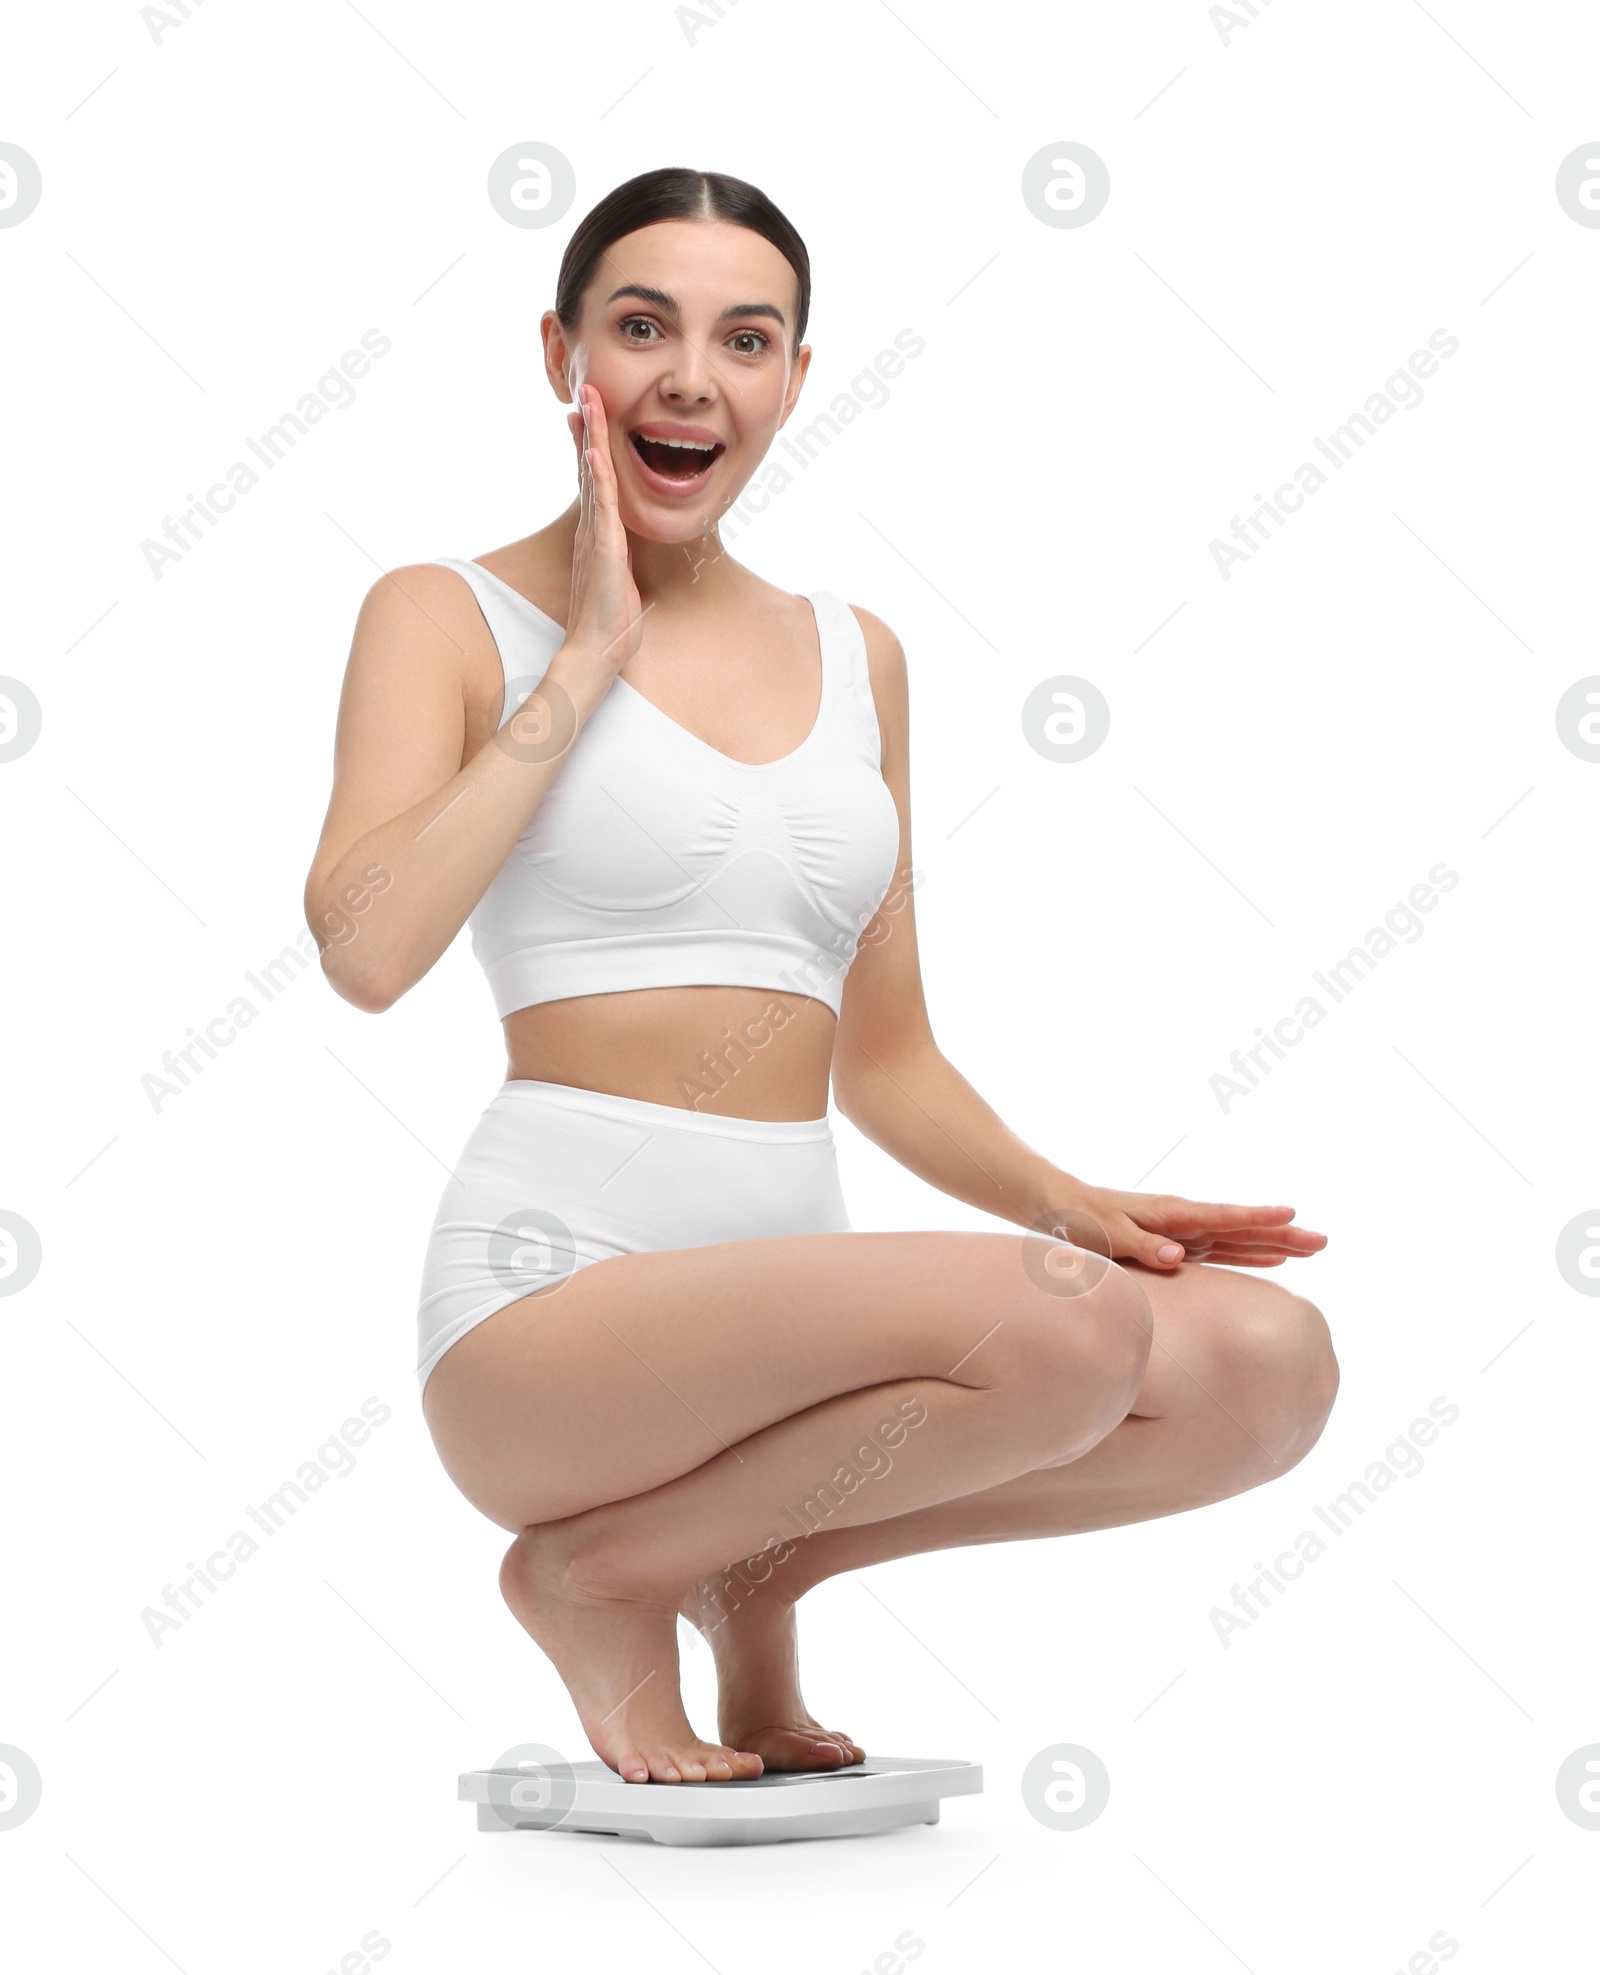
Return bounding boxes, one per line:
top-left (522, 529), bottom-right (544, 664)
top-left (303, 167), bottom-right (1337, 1788)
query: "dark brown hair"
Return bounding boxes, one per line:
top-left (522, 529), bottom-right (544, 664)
top-left (554, 167), bottom-right (811, 351)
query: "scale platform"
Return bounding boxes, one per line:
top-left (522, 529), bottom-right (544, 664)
top-left (460, 1754), bottom-right (982, 1847)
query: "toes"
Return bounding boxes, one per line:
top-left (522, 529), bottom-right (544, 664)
top-left (622, 1742), bottom-right (765, 1784)
top-left (733, 1725), bottom-right (857, 1771)
top-left (696, 1745), bottom-right (762, 1783)
top-left (665, 1747), bottom-right (715, 1784)
top-left (702, 1744), bottom-right (760, 1781)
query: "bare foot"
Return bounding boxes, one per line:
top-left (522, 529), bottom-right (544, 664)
top-left (500, 1527), bottom-right (765, 1785)
top-left (679, 1576), bottom-right (866, 1771)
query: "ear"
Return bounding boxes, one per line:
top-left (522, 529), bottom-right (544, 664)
top-left (540, 310), bottom-right (575, 406)
top-left (775, 342), bottom-right (813, 431)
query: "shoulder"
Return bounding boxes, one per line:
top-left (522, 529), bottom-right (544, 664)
top-left (346, 561), bottom-right (502, 712)
top-left (843, 603), bottom-right (908, 707)
top-left (843, 603), bottom-right (905, 670)
top-left (354, 560), bottom-right (486, 645)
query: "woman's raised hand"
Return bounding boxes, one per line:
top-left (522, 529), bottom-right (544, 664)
top-left (564, 382), bottom-right (645, 678)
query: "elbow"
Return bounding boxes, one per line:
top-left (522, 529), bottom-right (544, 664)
top-left (317, 941), bottom-right (400, 1015)
top-left (832, 1029), bottom-right (938, 1126)
top-left (830, 1071), bottom-right (867, 1127)
top-left (305, 883), bottom-right (404, 1012)
top-left (832, 1074), bottom-right (892, 1146)
top-left (339, 975), bottom-right (400, 1017)
top-left (833, 1080), bottom-right (884, 1135)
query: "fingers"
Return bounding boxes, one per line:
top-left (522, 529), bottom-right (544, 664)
top-left (1190, 1252), bottom-right (1287, 1268)
top-left (1124, 1195), bottom-right (1325, 1255)
top-left (1240, 1227), bottom-right (1326, 1255)
top-left (1164, 1237), bottom-right (1312, 1267)
top-left (571, 407), bottom-right (592, 543)
top-left (583, 391), bottom-right (599, 521)
top-left (1110, 1219), bottom-right (1190, 1270)
top-left (578, 384), bottom-right (601, 498)
top-left (1182, 1237), bottom-right (1290, 1258)
top-left (1181, 1228), bottom-right (1316, 1252)
top-left (1183, 1228), bottom-right (1324, 1255)
top-left (1119, 1226), bottom-right (1325, 1270)
top-left (1151, 1200), bottom-right (1299, 1233)
top-left (587, 443), bottom-right (614, 518)
top-left (583, 381), bottom-right (610, 448)
top-left (585, 403), bottom-right (620, 523)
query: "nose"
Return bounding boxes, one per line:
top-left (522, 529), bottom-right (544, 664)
top-left (657, 335), bottom-right (718, 405)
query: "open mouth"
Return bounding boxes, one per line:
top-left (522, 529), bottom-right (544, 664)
top-left (628, 432), bottom-right (725, 481)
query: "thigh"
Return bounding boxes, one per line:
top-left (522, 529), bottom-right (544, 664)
top-left (420, 1226), bottom-right (1139, 1527)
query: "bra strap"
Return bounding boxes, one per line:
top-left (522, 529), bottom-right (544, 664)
top-left (432, 557), bottom-right (545, 728)
top-left (815, 591), bottom-right (883, 768)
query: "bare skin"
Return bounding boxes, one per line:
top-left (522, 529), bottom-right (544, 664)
top-left (431, 1237), bottom-right (1334, 1782)
top-left (305, 214), bottom-right (1337, 1784)
top-left (671, 1255), bottom-right (1336, 1767)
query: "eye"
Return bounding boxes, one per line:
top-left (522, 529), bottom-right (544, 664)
top-left (728, 329), bottom-right (770, 356)
top-left (618, 314), bottom-right (662, 343)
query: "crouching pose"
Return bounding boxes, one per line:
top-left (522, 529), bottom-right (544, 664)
top-left (303, 166), bottom-right (1337, 1786)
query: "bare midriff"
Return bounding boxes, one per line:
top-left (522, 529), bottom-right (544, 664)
top-left (502, 985), bottom-right (839, 1121)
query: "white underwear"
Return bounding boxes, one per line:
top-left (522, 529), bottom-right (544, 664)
top-left (415, 1079), bottom-right (852, 1395)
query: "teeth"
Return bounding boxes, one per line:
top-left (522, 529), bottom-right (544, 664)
top-left (639, 435), bottom-right (715, 452)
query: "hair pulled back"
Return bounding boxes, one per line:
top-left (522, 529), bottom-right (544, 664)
top-left (554, 167), bottom-right (811, 350)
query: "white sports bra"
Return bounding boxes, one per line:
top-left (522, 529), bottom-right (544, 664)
top-left (435, 557), bottom-right (902, 1021)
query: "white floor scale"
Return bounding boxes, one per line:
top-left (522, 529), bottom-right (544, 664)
top-left (460, 1753), bottom-right (983, 1847)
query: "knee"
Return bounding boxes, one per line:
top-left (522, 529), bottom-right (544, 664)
top-left (1099, 1263), bottom-right (1157, 1408)
top-left (1218, 1291), bottom-right (1339, 1487)
top-left (1005, 1258), bottom-right (1154, 1459)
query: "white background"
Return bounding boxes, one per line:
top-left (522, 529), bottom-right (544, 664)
top-left (4, 0), bottom-right (1597, 1968)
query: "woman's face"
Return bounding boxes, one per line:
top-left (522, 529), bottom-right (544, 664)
top-left (544, 218), bottom-right (810, 542)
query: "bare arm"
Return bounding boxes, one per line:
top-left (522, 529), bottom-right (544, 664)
top-left (832, 610), bottom-right (1328, 1274)
top-left (831, 607), bottom-right (1064, 1228)
top-left (302, 383), bottom-right (643, 1013)
top-left (301, 565), bottom-right (607, 1012)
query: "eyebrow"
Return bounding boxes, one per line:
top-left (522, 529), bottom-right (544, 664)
top-left (602, 282), bottom-right (788, 330)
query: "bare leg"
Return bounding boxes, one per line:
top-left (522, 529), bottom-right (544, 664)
top-left (423, 1228), bottom-right (1153, 1782)
top-left (676, 1265), bottom-right (1337, 1762)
